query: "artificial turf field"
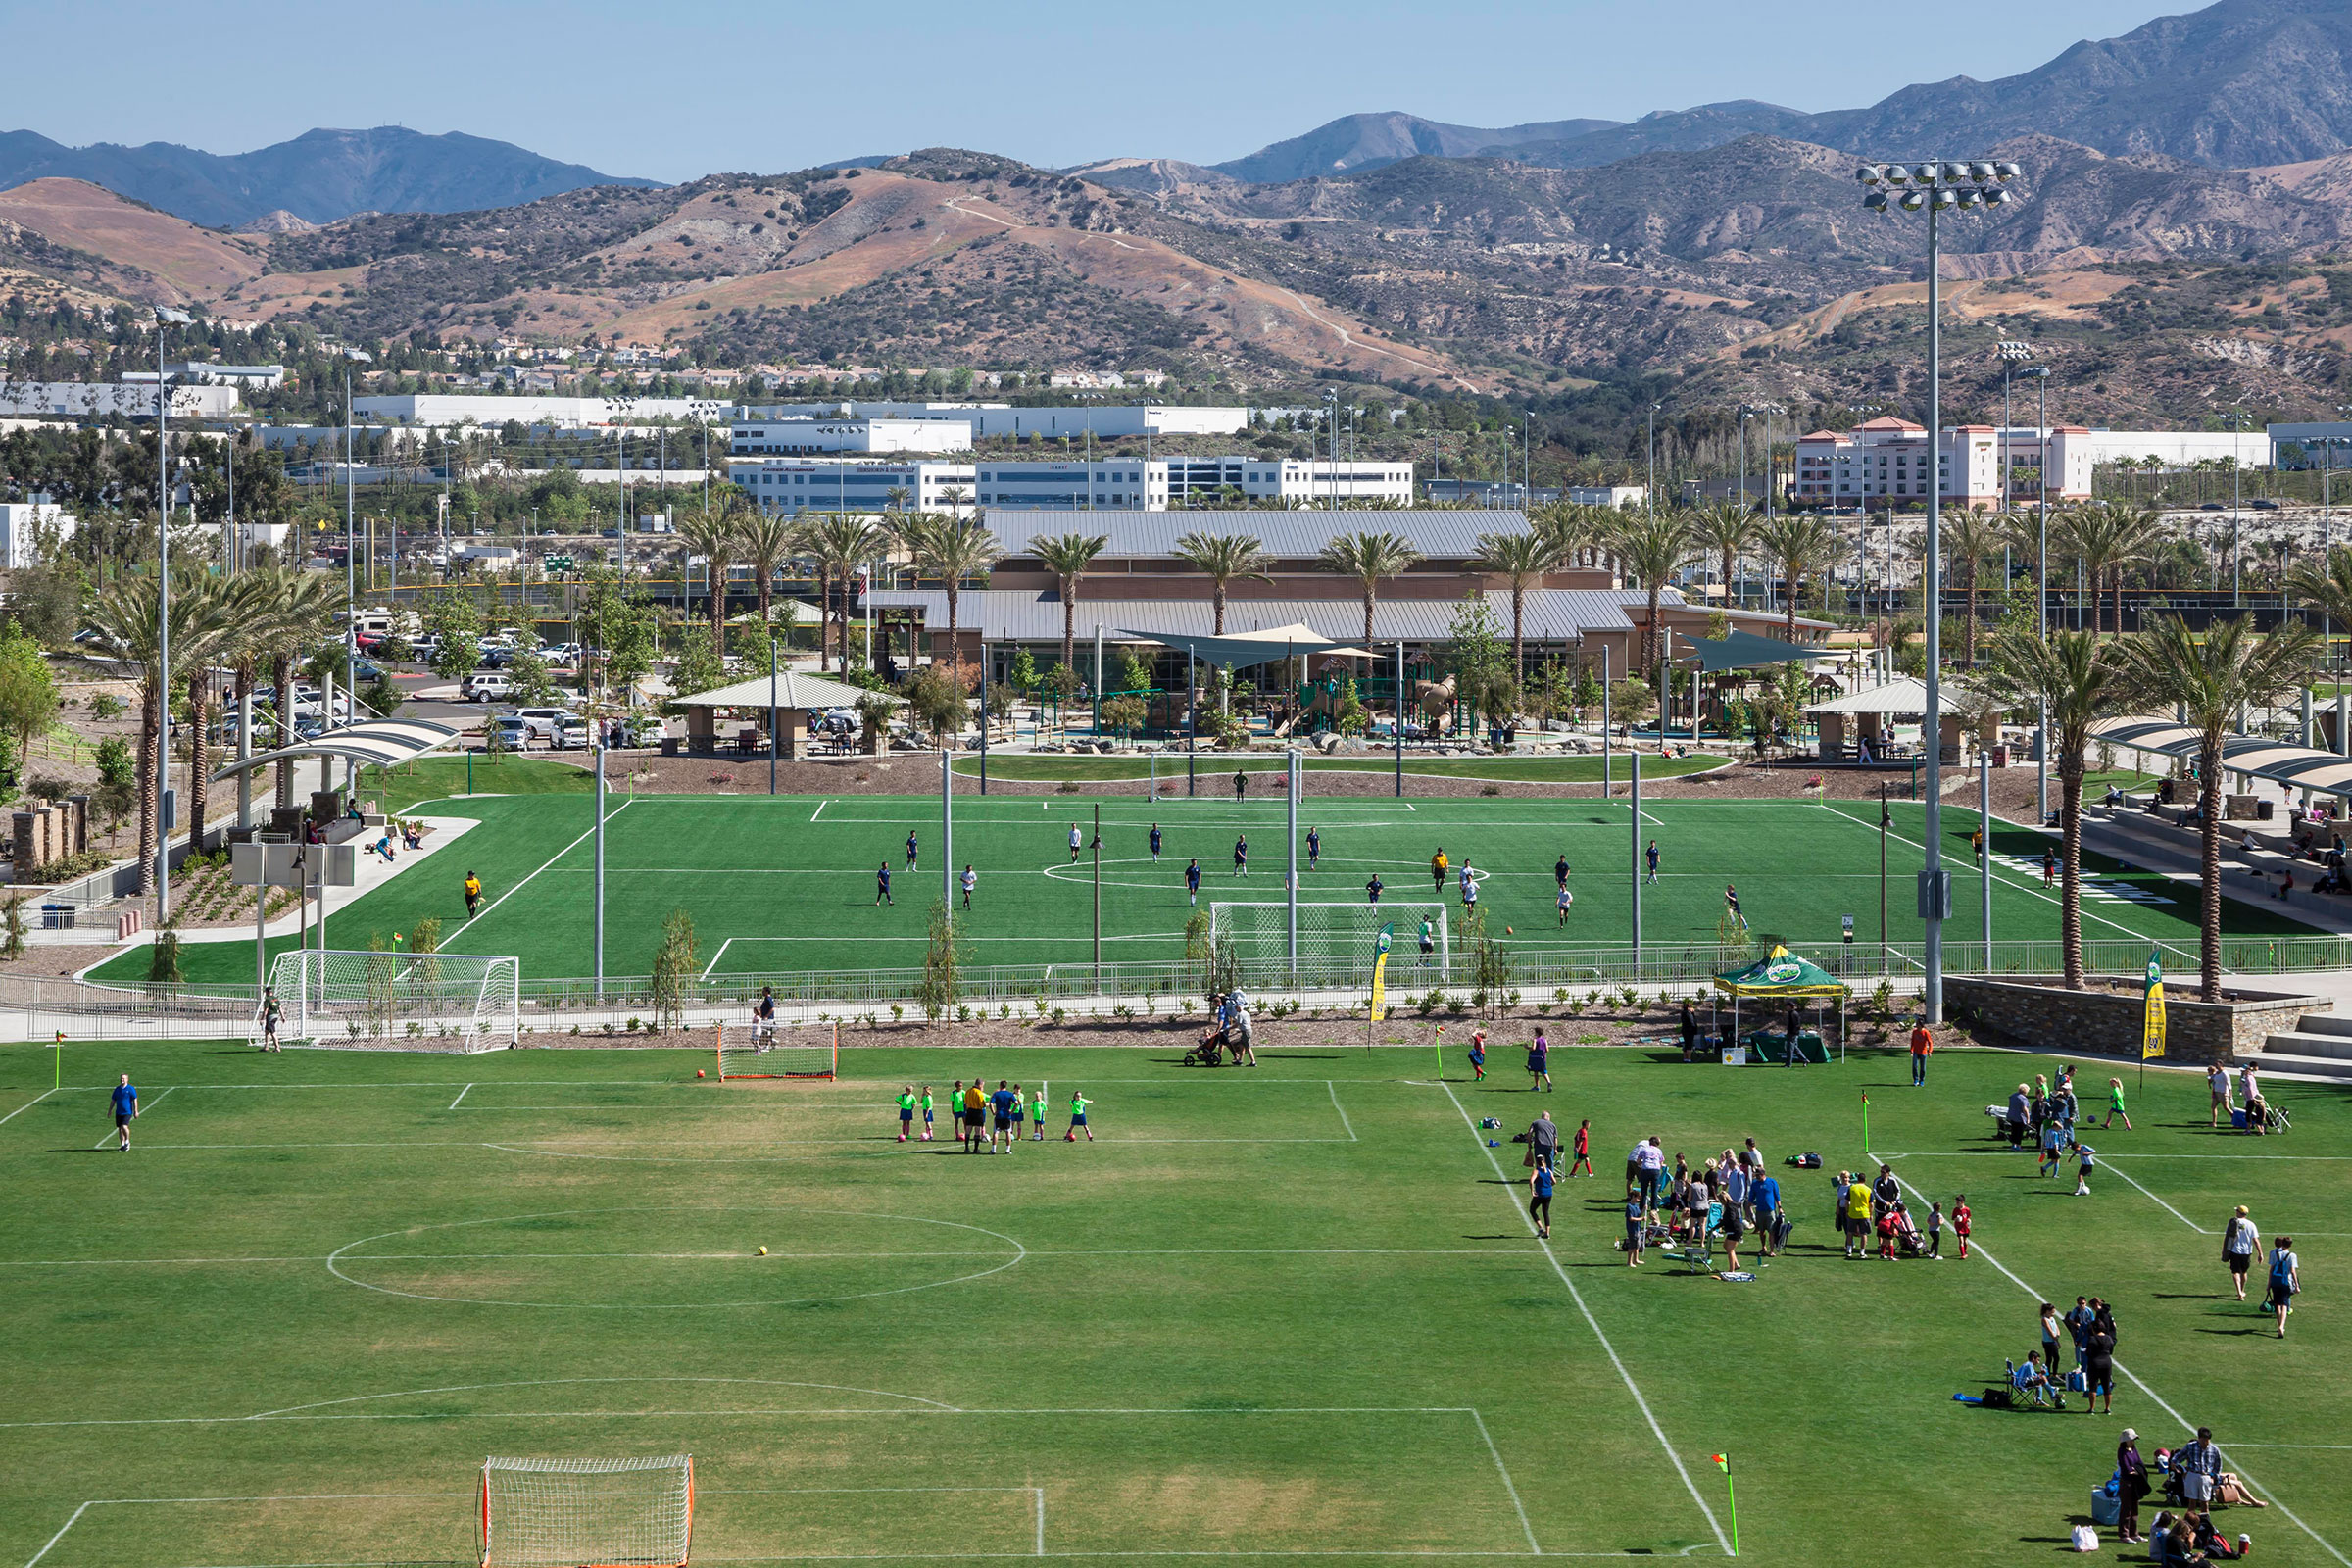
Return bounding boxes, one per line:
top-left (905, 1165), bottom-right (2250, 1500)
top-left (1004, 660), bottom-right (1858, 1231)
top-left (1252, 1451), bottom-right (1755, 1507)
top-left (99, 789), bottom-right (2326, 987)
top-left (1, 1039), bottom-right (2345, 1566)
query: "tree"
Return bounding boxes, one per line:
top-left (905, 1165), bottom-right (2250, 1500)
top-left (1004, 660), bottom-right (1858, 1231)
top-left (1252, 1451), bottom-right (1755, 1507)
top-left (675, 500), bottom-right (742, 642)
top-left (2288, 544), bottom-right (2352, 634)
top-left (1029, 531), bottom-right (1110, 683)
top-left (1689, 501), bottom-right (1757, 612)
top-left (669, 619), bottom-right (726, 706)
top-left (78, 574), bottom-right (234, 896)
top-left (421, 589), bottom-right (484, 683)
top-left (1100, 694), bottom-right (1148, 742)
top-left (804, 514), bottom-right (889, 672)
top-left (732, 508), bottom-right (800, 627)
top-left (506, 622), bottom-right (558, 707)
top-left (1471, 527), bottom-right (1561, 680)
top-left (1941, 507), bottom-right (2006, 664)
top-left (917, 896), bottom-right (965, 1020)
top-left (0, 623), bottom-right (60, 772)
top-left (1753, 515), bottom-right (1841, 643)
top-left (1317, 530), bottom-right (1424, 647)
top-left (1977, 627), bottom-right (2125, 990)
top-left (2117, 614), bottom-right (2319, 1001)
top-left (1442, 594), bottom-right (1516, 729)
top-left (1610, 510), bottom-right (1697, 685)
top-left (1007, 648), bottom-right (1038, 698)
top-left (648, 907), bottom-right (698, 1033)
top-left (250, 566), bottom-right (341, 812)
top-left (1172, 531), bottom-right (1272, 636)
top-left (900, 514), bottom-right (1004, 699)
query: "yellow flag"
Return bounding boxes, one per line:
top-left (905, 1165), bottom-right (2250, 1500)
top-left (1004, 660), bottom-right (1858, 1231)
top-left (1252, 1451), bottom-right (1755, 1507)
top-left (2141, 950), bottom-right (2166, 1060)
top-left (1369, 923), bottom-right (1395, 1022)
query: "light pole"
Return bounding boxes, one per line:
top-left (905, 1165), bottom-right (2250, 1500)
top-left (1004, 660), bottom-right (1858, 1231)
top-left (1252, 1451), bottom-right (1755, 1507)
top-left (1857, 156), bottom-right (2024, 1023)
top-left (338, 348), bottom-right (373, 710)
top-left (2228, 409), bottom-right (2251, 605)
top-left (152, 306), bottom-right (191, 922)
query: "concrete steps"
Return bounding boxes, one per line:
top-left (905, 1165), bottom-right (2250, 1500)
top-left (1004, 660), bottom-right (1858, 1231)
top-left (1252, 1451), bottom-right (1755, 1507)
top-left (2254, 1011), bottom-right (2352, 1079)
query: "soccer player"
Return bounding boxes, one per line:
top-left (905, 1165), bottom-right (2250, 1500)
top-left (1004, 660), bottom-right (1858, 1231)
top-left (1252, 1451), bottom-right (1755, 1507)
top-left (1030, 1083), bottom-right (1049, 1139)
top-left (1724, 882), bottom-right (1745, 930)
top-left (1069, 823), bottom-right (1083, 862)
top-left (2042, 847), bottom-right (2059, 887)
top-left (1417, 915), bottom-right (1434, 963)
top-left (258, 986), bottom-right (283, 1051)
top-left (995, 1080), bottom-right (1020, 1151)
top-left (753, 986), bottom-right (778, 1047)
top-left (1971, 825), bottom-right (1984, 866)
top-left (1233, 834), bottom-right (1249, 878)
top-left (919, 1084), bottom-right (937, 1141)
top-left (1952, 1194), bottom-right (1972, 1259)
top-left (875, 861), bottom-right (893, 906)
top-left (1306, 825), bottom-right (1321, 870)
top-left (2074, 1141), bottom-right (2097, 1197)
top-left (1527, 1026), bottom-right (1551, 1092)
top-left (897, 1085), bottom-right (917, 1142)
top-left (949, 1080), bottom-right (964, 1140)
top-left (1365, 872), bottom-right (1384, 905)
top-left (1430, 847), bottom-right (1448, 895)
top-left (1467, 1026), bottom-right (1486, 1080)
top-left (1529, 1159), bottom-right (1555, 1240)
top-left (109, 1072), bottom-right (137, 1152)
top-left (1068, 1089), bottom-right (1093, 1142)
top-left (1554, 852), bottom-right (1570, 891)
top-left (1459, 860), bottom-right (1478, 912)
top-left (463, 870), bottom-right (483, 918)
top-left (1234, 767), bottom-right (1248, 802)
top-left (1556, 885), bottom-right (1574, 925)
top-left (1645, 839), bottom-right (1660, 884)
top-left (961, 864), bottom-right (977, 909)
top-left (962, 1080), bottom-right (988, 1152)
top-left (2102, 1076), bottom-right (2132, 1130)
top-left (906, 830), bottom-right (919, 870)
top-left (1149, 822), bottom-right (1163, 863)
top-left (1570, 1118), bottom-right (1592, 1178)
top-left (1185, 858), bottom-right (1202, 906)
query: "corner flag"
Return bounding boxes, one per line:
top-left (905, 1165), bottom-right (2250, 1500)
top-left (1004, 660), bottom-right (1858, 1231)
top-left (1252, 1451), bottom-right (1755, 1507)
top-left (2141, 949), bottom-right (2166, 1060)
top-left (1368, 923), bottom-right (1396, 1022)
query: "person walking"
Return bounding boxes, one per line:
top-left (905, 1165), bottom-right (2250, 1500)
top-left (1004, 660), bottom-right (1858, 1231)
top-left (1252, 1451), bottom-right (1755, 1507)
top-left (1526, 1027), bottom-right (1551, 1092)
top-left (1952, 1193), bottom-right (1971, 1259)
top-left (1570, 1118), bottom-right (1592, 1178)
top-left (2209, 1063), bottom-right (2233, 1128)
top-left (1909, 1016), bottom-right (1932, 1086)
top-left (2223, 1205), bottom-right (2260, 1300)
top-left (2267, 1236), bottom-right (2300, 1337)
top-left (1527, 1109), bottom-right (1560, 1172)
top-left (2103, 1077), bottom-right (2133, 1130)
top-left (1680, 1000), bottom-right (1699, 1062)
top-left (1529, 1159), bottom-right (1555, 1239)
top-left (2117, 1429), bottom-right (2152, 1544)
top-left (107, 1073), bottom-right (138, 1152)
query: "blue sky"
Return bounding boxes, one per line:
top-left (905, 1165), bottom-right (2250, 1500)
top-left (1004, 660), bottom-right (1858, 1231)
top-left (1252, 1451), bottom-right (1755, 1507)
top-left (2, 0), bottom-right (2183, 182)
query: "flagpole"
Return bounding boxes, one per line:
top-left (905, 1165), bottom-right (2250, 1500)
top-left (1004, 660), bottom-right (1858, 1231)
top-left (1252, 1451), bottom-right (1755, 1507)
top-left (1712, 1454), bottom-right (1739, 1556)
top-left (1862, 1091), bottom-right (1871, 1155)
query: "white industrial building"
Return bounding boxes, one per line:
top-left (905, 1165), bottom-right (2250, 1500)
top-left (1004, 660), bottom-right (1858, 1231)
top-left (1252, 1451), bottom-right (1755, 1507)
top-left (121, 362), bottom-right (286, 390)
top-left (0, 502), bottom-right (74, 568)
top-left (1567, 484), bottom-right (1646, 508)
top-left (732, 460), bottom-right (977, 514)
top-left (353, 394), bottom-right (732, 426)
top-left (0, 381), bottom-right (239, 418)
top-left (731, 417), bottom-right (973, 456)
top-left (1794, 419), bottom-right (2271, 510)
top-left (735, 401), bottom-right (1251, 440)
top-left (731, 455), bottom-right (1411, 514)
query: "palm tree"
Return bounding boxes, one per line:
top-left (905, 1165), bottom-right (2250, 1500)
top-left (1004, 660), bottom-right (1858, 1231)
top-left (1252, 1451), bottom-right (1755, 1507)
top-left (243, 566), bottom-right (340, 812)
top-left (80, 573), bottom-right (236, 898)
top-left (1172, 531), bottom-right (1272, 636)
top-left (1689, 501), bottom-right (1757, 613)
top-left (2287, 545), bottom-right (2352, 651)
top-left (901, 512), bottom-right (1004, 696)
top-left (2117, 613), bottom-right (2319, 1001)
top-left (1753, 514), bottom-right (1841, 642)
top-left (732, 507), bottom-right (800, 630)
top-left (1471, 527), bottom-right (1562, 680)
top-left (1029, 531), bottom-right (1111, 682)
top-left (2056, 502), bottom-right (2164, 638)
top-left (2095, 501), bottom-right (2172, 638)
top-left (1978, 626), bottom-right (2126, 990)
top-left (804, 514), bottom-right (890, 671)
top-left (1941, 507), bottom-right (2007, 665)
top-left (675, 501), bottom-right (742, 644)
top-left (1317, 530), bottom-right (1424, 647)
top-left (1608, 511), bottom-right (1697, 685)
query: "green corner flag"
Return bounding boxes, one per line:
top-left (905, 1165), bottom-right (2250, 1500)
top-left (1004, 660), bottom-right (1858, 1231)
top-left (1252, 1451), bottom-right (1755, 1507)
top-left (1711, 1453), bottom-right (1738, 1555)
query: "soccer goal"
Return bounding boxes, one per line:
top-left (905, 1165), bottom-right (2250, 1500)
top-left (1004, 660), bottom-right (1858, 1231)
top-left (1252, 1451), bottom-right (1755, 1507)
top-left (480, 1454), bottom-right (693, 1568)
top-left (715, 1020), bottom-right (838, 1081)
top-left (268, 948), bottom-right (520, 1051)
top-left (1209, 902), bottom-right (1448, 987)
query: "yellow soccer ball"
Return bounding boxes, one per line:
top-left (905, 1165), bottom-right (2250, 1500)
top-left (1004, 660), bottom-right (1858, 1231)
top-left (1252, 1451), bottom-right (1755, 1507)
top-left (757, 1246), bottom-right (769, 1256)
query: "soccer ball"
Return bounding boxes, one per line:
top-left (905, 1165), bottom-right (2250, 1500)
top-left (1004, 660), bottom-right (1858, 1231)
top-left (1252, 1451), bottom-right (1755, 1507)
top-left (696, 1069), bottom-right (706, 1079)
top-left (757, 1246), bottom-right (769, 1255)
top-left (1064, 1130), bottom-right (1077, 1141)
top-left (1505, 926), bottom-right (1514, 935)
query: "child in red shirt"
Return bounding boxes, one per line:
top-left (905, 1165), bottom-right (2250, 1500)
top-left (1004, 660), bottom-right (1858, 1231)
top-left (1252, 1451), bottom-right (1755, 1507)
top-left (1570, 1118), bottom-right (1592, 1177)
top-left (1952, 1195), bottom-right (1972, 1259)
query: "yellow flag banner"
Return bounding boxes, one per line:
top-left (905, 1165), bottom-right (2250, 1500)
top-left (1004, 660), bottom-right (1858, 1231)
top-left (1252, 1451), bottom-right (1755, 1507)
top-left (1369, 923), bottom-right (1396, 1022)
top-left (2141, 949), bottom-right (2167, 1060)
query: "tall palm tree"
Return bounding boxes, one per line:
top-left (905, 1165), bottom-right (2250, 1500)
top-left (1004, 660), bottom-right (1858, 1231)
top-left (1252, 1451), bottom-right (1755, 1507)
top-left (1608, 511), bottom-right (1697, 685)
top-left (1471, 527), bottom-right (1562, 679)
top-left (1689, 501), bottom-right (1757, 614)
top-left (2287, 545), bottom-right (2352, 648)
top-left (1941, 507), bottom-right (2007, 665)
top-left (1029, 531), bottom-right (1111, 682)
top-left (675, 501), bottom-right (741, 644)
top-left (732, 507), bottom-right (800, 629)
top-left (2117, 613), bottom-right (2319, 1001)
top-left (239, 565), bottom-right (340, 812)
top-left (803, 514), bottom-right (890, 671)
top-left (2057, 502), bottom-right (2162, 638)
top-left (1172, 531), bottom-right (1272, 636)
top-left (80, 573), bottom-right (237, 898)
top-left (1317, 529), bottom-right (1424, 647)
top-left (2094, 501), bottom-right (2172, 638)
top-left (1753, 514), bottom-right (1841, 643)
top-left (901, 512), bottom-right (1004, 696)
top-left (1978, 626), bottom-right (2125, 990)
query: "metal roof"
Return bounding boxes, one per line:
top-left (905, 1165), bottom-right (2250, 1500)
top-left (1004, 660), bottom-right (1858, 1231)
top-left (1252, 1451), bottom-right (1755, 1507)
top-left (209, 719), bottom-right (461, 782)
top-left (864, 588), bottom-right (1667, 644)
top-left (986, 509), bottom-right (1529, 561)
top-left (671, 670), bottom-right (901, 710)
top-left (2092, 717), bottom-right (2352, 795)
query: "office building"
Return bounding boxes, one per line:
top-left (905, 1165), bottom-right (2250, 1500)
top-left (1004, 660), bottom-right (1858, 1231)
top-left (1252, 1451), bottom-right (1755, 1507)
top-left (732, 459), bottom-right (977, 514)
top-left (971, 456), bottom-right (1411, 510)
top-left (0, 381), bottom-right (238, 418)
top-left (1792, 418), bottom-right (2267, 509)
top-left (354, 393), bottom-right (731, 426)
top-left (731, 417), bottom-right (973, 456)
top-left (735, 401), bottom-right (1251, 440)
top-left (0, 502), bottom-right (74, 568)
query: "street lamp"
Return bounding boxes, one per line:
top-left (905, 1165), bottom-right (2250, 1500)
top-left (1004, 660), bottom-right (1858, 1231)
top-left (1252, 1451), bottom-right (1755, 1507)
top-left (1856, 156), bottom-right (2024, 1024)
top-left (152, 306), bottom-right (191, 924)
top-left (1645, 402), bottom-right (1662, 521)
top-left (2226, 408), bottom-right (2253, 605)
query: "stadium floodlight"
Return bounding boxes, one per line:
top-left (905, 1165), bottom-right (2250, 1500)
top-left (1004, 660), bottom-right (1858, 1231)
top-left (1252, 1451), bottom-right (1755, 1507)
top-left (1855, 153), bottom-right (2028, 1024)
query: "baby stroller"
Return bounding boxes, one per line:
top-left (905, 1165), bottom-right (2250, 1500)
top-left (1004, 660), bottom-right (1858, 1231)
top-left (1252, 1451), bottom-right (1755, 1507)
top-left (1889, 1208), bottom-right (1930, 1257)
top-left (1184, 1029), bottom-right (1228, 1067)
top-left (2260, 1099), bottom-right (2291, 1134)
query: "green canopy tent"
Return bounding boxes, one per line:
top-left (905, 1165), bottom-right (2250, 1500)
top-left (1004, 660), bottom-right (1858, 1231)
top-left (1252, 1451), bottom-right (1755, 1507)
top-left (1711, 944), bottom-right (1852, 1063)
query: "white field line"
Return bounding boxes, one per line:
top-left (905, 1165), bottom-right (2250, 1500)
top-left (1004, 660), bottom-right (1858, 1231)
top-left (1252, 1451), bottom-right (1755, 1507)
top-left (452, 798), bottom-right (629, 937)
top-left (0, 1086), bottom-right (55, 1126)
top-left (448, 1083), bottom-right (471, 1110)
top-left (91, 1085), bottom-right (173, 1148)
top-left (1327, 1081), bottom-right (1356, 1142)
top-left (1467, 1406), bottom-right (1541, 1555)
top-left (1037, 1486), bottom-right (1046, 1556)
top-left (1875, 1151), bottom-right (2352, 1161)
top-left (21, 1500), bottom-right (88, 1568)
top-left (812, 800), bottom-right (829, 821)
top-left (1879, 1163), bottom-right (2348, 1568)
top-left (2229, 1444), bottom-right (2352, 1450)
top-left (1439, 1084), bottom-right (1730, 1556)
top-left (700, 936), bottom-right (737, 981)
top-left (2101, 1159), bottom-right (2212, 1233)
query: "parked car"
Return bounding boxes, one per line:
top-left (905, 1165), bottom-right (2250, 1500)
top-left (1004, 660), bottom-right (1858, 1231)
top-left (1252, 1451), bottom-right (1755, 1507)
top-left (490, 715), bottom-right (537, 751)
top-left (2200, 501), bottom-right (2226, 511)
top-left (349, 659), bottom-right (386, 682)
top-left (476, 648), bottom-right (514, 669)
top-left (463, 671), bottom-right (514, 703)
top-left (554, 715), bottom-right (590, 750)
top-left (2252, 498), bottom-right (2281, 511)
top-left (510, 707), bottom-right (573, 742)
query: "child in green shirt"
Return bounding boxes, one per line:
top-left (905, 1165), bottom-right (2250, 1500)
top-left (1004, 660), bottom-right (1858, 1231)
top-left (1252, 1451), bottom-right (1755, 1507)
top-left (1068, 1092), bottom-right (1093, 1142)
top-left (919, 1086), bottom-right (936, 1142)
top-left (1030, 1087), bottom-right (1049, 1140)
top-left (896, 1086), bottom-right (917, 1143)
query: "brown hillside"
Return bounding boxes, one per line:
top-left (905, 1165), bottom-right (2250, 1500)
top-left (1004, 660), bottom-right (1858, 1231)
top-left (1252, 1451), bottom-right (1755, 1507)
top-left (0, 178), bottom-right (264, 303)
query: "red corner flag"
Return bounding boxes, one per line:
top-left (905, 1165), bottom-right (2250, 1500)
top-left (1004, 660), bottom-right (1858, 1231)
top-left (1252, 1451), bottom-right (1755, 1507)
top-left (1712, 1454), bottom-right (1728, 1471)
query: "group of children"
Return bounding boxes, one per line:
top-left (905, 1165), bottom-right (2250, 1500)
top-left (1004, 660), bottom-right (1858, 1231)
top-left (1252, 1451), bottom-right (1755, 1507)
top-left (2007, 1062), bottom-right (2131, 1196)
top-left (1835, 1164), bottom-right (1970, 1261)
top-left (896, 1080), bottom-right (1093, 1150)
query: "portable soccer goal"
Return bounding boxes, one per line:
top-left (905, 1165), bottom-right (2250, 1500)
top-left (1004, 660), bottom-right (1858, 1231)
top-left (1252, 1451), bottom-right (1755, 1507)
top-left (715, 1020), bottom-right (838, 1081)
top-left (267, 948), bottom-right (520, 1051)
top-left (1208, 901), bottom-right (1448, 987)
top-left (479, 1454), bottom-right (692, 1568)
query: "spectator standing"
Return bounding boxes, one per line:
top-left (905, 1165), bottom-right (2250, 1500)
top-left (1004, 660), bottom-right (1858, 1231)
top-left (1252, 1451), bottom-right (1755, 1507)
top-left (2209, 1063), bottom-right (2233, 1127)
top-left (2039, 1302), bottom-right (2064, 1374)
top-left (1527, 1111), bottom-right (1560, 1172)
top-left (2179, 1429), bottom-right (2223, 1509)
top-left (2006, 1084), bottom-right (2031, 1150)
top-left (2065, 1297), bottom-right (2096, 1375)
top-left (1909, 1017), bottom-right (1933, 1086)
top-left (2117, 1430), bottom-right (2151, 1544)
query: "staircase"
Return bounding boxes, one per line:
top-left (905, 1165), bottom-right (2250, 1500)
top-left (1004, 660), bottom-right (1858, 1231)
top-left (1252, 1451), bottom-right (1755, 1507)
top-left (2253, 1011), bottom-right (2352, 1080)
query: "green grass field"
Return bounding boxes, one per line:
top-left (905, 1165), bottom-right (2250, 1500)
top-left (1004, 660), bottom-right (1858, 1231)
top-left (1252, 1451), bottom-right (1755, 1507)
top-left (104, 791), bottom-right (2327, 988)
top-left (1, 1040), bottom-right (2344, 1566)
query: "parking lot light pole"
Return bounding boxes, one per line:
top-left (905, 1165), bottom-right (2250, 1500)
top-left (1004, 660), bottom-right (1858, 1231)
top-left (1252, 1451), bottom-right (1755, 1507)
top-left (152, 307), bottom-right (191, 922)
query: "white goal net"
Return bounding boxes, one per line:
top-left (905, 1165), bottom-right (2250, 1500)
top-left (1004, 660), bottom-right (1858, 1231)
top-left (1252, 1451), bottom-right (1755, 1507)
top-left (480, 1454), bottom-right (692, 1568)
top-left (1208, 902), bottom-right (1449, 987)
top-left (268, 948), bottom-right (520, 1051)
top-left (716, 1021), bottom-right (837, 1081)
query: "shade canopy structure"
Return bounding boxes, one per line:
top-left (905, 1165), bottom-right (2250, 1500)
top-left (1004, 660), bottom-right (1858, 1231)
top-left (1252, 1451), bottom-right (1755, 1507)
top-left (210, 718), bottom-right (461, 782)
top-left (1113, 622), bottom-right (1336, 670)
top-left (1805, 675), bottom-right (1978, 717)
top-left (2091, 716), bottom-right (2352, 796)
top-left (669, 670), bottom-right (900, 711)
top-left (1686, 628), bottom-right (1840, 674)
top-left (1713, 945), bottom-right (1852, 1000)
